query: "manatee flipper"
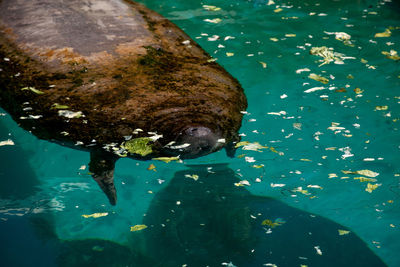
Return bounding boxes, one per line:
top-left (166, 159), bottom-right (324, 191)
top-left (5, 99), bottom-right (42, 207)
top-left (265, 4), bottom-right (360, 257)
top-left (225, 134), bottom-right (240, 158)
top-left (89, 150), bottom-right (118, 205)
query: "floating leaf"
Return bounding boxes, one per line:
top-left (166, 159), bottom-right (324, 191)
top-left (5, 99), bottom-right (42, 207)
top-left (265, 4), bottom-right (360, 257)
top-left (270, 183), bottom-right (286, 187)
top-left (304, 86), bottom-right (325, 93)
top-left (185, 174), bottom-right (199, 181)
top-left (338, 229), bottom-right (351, 235)
top-left (293, 187), bottom-right (311, 195)
top-left (0, 139), bottom-right (14, 146)
top-left (324, 31), bottom-right (351, 41)
top-left (285, 33), bottom-right (296, 37)
top-left (365, 183), bottom-right (381, 193)
top-left (236, 141), bottom-right (268, 152)
top-left (354, 88), bottom-right (363, 94)
top-left (252, 164), bottom-right (264, 169)
top-left (123, 137), bottom-right (153, 156)
top-left (262, 218), bottom-right (285, 228)
top-left (375, 105), bottom-right (388, 111)
top-left (58, 110), bottom-right (84, 118)
top-left (274, 8), bottom-right (283, 13)
top-left (308, 73), bottom-right (329, 84)
top-left (204, 18), bottom-right (222, 24)
top-left (307, 184), bottom-right (323, 189)
top-left (235, 180), bottom-right (250, 187)
top-left (147, 164), bottom-right (156, 171)
top-left (51, 103), bottom-right (69, 109)
top-left (82, 212), bottom-right (108, 218)
top-left (310, 46), bottom-right (353, 66)
top-left (21, 87), bottom-right (44, 95)
top-left (382, 50), bottom-right (400, 60)
top-left (259, 61), bottom-right (267, 68)
top-left (130, 224), bottom-right (148, 232)
top-left (354, 177), bottom-right (377, 182)
top-left (314, 246), bottom-right (323, 255)
top-left (203, 5), bottom-right (221, 11)
top-left (375, 29), bottom-right (391, 38)
top-left (226, 52), bottom-right (234, 57)
top-left (296, 68), bottom-right (311, 74)
top-left (152, 156), bottom-right (180, 163)
top-left (356, 169), bottom-right (379, 177)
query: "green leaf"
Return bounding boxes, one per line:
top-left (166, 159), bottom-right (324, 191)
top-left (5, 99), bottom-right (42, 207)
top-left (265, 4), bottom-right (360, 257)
top-left (123, 137), bottom-right (153, 156)
top-left (21, 87), bottom-right (44, 95)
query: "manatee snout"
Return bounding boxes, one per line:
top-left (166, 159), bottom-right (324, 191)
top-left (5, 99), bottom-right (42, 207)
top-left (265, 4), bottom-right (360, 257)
top-left (166, 126), bottom-right (224, 158)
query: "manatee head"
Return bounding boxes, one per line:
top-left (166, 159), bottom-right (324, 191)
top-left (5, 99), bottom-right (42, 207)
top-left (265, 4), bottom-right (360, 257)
top-left (150, 104), bottom-right (240, 159)
top-left (164, 125), bottom-right (225, 159)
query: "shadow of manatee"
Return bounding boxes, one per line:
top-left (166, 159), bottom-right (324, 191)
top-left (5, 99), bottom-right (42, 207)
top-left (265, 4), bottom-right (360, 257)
top-left (135, 164), bottom-right (386, 267)
top-left (14, 163), bottom-right (386, 267)
top-left (0, 119), bottom-right (39, 199)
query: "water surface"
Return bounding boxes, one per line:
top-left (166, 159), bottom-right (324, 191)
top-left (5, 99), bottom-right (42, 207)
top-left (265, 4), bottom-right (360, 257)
top-left (1, 0), bottom-right (399, 266)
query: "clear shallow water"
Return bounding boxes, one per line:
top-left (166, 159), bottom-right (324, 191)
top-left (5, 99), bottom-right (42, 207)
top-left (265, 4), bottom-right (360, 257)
top-left (0, 0), bottom-right (399, 266)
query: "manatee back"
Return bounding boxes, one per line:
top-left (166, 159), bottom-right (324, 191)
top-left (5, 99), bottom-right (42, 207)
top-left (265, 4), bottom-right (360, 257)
top-left (0, 0), bottom-right (152, 56)
top-left (0, 0), bottom-right (246, 151)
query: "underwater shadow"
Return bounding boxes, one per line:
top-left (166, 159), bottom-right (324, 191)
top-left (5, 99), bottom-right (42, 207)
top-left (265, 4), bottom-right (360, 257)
top-left (0, 119), bottom-right (39, 199)
top-left (0, 119), bottom-right (61, 266)
top-left (137, 163), bottom-right (386, 267)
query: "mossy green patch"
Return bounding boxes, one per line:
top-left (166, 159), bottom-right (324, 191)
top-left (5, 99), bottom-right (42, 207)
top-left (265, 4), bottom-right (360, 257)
top-left (123, 137), bottom-right (153, 157)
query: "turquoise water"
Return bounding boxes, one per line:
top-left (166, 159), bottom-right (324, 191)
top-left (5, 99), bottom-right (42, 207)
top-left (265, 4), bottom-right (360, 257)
top-left (1, 0), bottom-right (399, 266)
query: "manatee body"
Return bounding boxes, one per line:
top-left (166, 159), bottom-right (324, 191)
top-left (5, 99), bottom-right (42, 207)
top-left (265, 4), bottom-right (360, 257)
top-left (0, 0), bottom-right (247, 204)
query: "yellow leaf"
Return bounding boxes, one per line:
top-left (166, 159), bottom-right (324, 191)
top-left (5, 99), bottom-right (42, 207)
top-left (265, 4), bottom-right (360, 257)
top-left (185, 174), bottom-right (199, 181)
top-left (252, 164), bottom-right (264, 169)
top-left (293, 187), bottom-right (311, 195)
top-left (236, 141), bottom-right (268, 152)
top-left (51, 103), bottom-right (69, 109)
top-left (354, 177), bottom-right (377, 182)
top-left (375, 29), bottom-right (391, 38)
top-left (21, 86), bottom-right (44, 95)
top-left (82, 212), bottom-right (108, 218)
top-left (338, 229), bottom-right (350, 235)
top-left (308, 73), bottom-right (329, 84)
top-left (356, 169), bottom-right (379, 177)
top-left (147, 164), bottom-right (156, 171)
top-left (354, 88), bottom-right (363, 94)
top-left (365, 183), bottom-right (381, 193)
top-left (226, 52), bottom-right (234, 57)
top-left (261, 218), bottom-right (285, 228)
top-left (259, 61), bottom-right (267, 68)
top-left (203, 18), bottom-right (222, 24)
top-left (270, 37), bottom-right (279, 42)
top-left (342, 169), bottom-right (379, 177)
top-left (130, 224), bottom-right (148, 232)
top-left (285, 33), bottom-right (296, 37)
top-left (274, 8), bottom-right (283, 13)
top-left (375, 106), bottom-right (388, 111)
top-left (382, 50), bottom-right (400, 60)
top-left (152, 156), bottom-right (180, 163)
top-left (203, 5), bottom-right (221, 11)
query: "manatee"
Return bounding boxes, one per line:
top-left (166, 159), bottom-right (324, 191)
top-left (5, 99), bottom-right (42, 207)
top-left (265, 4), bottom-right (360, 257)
top-left (0, 0), bottom-right (247, 204)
